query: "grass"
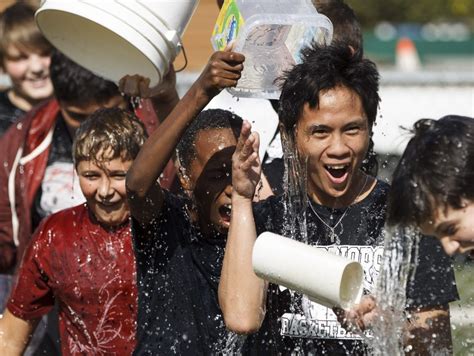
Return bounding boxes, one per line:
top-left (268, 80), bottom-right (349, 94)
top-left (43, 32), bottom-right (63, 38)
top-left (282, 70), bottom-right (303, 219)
top-left (451, 257), bottom-right (474, 355)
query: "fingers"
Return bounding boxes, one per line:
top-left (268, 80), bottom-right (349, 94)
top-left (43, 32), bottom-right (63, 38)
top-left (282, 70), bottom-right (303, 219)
top-left (358, 295), bottom-right (376, 314)
top-left (235, 120), bottom-right (252, 155)
top-left (118, 74), bottom-right (152, 98)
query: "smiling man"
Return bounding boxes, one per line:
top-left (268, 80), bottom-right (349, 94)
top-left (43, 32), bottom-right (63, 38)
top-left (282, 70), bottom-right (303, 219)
top-left (219, 43), bottom-right (458, 355)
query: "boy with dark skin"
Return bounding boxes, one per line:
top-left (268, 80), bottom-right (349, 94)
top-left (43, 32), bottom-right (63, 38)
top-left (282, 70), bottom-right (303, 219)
top-left (126, 48), bottom-right (248, 354)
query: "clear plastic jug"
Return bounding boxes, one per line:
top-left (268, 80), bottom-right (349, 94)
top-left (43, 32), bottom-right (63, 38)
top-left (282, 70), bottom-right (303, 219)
top-left (212, 0), bottom-right (333, 99)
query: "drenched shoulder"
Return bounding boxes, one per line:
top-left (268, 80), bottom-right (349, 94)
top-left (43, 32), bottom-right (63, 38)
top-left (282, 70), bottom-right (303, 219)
top-left (37, 204), bottom-right (88, 234)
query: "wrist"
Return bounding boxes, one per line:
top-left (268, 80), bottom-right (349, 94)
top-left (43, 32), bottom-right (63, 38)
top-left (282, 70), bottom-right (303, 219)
top-left (232, 192), bottom-right (254, 206)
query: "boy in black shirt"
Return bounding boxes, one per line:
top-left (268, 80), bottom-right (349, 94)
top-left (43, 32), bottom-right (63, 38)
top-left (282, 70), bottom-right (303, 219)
top-left (219, 43), bottom-right (458, 355)
top-left (127, 49), bottom-right (246, 354)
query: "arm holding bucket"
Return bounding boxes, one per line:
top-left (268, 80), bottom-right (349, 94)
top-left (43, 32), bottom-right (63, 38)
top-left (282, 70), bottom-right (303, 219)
top-left (219, 122), bottom-right (268, 334)
top-left (126, 50), bottom-right (244, 225)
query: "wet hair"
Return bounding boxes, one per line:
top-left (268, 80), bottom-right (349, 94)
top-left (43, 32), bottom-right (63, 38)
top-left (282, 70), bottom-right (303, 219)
top-left (0, 2), bottom-right (53, 66)
top-left (176, 109), bottom-right (243, 170)
top-left (387, 115), bottom-right (474, 227)
top-left (278, 42), bottom-right (380, 175)
top-left (49, 50), bottom-right (120, 106)
top-left (73, 107), bottom-right (147, 167)
top-left (315, 0), bottom-right (363, 52)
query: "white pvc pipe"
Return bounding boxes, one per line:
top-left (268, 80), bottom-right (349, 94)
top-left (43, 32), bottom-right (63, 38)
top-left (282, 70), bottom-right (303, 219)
top-left (253, 232), bottom-right (364, 309)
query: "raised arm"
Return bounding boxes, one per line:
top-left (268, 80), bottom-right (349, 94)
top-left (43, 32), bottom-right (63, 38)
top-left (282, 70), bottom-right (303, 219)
top-left (0, 310), bottom-right (38, 355)
top-left (126, 50), bottom-right (244, 224)
top-left (219, 121), bottom-right (268, 334)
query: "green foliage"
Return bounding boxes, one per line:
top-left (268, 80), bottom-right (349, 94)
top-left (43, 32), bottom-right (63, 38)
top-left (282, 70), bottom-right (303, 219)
top-left (346, 0), bottom-right (474, 28)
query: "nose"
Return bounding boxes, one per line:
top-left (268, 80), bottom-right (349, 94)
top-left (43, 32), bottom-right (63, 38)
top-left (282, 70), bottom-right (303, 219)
top-left (440, 237), bottom-right (460, 256)
top-left (224, 184), bottom-right (233, 197)
top-left (98, 177), bottom-right (114, 201)
top-left (28, 54), bottom-right (46, 74)
top-left (326, 133), bottom-right (350, 157)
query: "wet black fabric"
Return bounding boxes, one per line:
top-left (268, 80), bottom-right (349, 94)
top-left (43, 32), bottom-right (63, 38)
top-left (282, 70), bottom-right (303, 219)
top-left (244, 180), bottom-right (458, 355)
top-left (31, 113), bottom-right (73, 230)
top-left (0, 90), bottom-right (25, 137)
top-left (132, 191), bottom-right (227, 355)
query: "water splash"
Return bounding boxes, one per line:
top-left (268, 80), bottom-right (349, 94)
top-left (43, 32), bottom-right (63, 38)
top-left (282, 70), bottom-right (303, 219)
top-left (366, 225), bottom-right (420, 355)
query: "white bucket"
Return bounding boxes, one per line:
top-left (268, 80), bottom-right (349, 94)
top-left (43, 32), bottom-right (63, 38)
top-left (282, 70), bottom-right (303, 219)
top-left (253, 232), bottom-right (364, 309)
top-left (36, 0), bottom-right (199, 86)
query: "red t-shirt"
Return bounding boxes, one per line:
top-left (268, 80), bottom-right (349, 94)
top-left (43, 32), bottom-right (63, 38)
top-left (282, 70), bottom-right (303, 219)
top-left (7, 204), bottom-right (137, 355)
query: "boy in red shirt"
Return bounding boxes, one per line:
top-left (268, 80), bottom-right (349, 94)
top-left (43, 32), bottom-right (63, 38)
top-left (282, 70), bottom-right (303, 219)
top-left (0, 107), bottom-right (146, 355)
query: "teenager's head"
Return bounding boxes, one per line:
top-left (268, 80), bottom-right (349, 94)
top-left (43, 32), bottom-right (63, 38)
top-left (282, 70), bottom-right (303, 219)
top-left (74, 107), bottom-right (147, 228)
top-left (50, 50), bottom-right (127, 130)
top-left (314, 0), bottom-right (363, 53)
top-left (0, 2), bottom-right (53, 108)
top-left (278, 43), bottom-right (380, 206)
top-left (388, 115), bottom-right (474, 256)
top-left (176, 109), bottom-right (243, 234)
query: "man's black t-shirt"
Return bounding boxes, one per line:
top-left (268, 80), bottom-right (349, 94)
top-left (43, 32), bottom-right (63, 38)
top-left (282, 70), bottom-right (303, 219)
top-left (0, 90), bottom-right (25, 137)
top-left (243, 180), bottom-right (458, 355)
top-left (132, 191), bottom-right (227, 355)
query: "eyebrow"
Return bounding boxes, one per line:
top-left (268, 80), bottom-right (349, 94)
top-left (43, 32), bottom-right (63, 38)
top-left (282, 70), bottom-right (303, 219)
top-left (307, 118), bottom-right (366, 131)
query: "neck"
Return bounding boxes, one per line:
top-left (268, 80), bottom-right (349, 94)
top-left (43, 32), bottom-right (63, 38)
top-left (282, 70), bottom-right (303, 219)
top-left (7, 89), bottom-right (41, 111)
top-left (308, 171), bottom-right (372, 209)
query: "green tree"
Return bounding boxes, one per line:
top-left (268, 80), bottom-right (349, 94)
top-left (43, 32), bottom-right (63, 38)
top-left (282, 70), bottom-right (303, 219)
top-left (347, 0), bottom-right (474, 28)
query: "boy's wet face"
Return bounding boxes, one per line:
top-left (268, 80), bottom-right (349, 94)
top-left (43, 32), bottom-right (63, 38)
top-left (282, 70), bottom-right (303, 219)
top-left (421, 200), bottom-right (474, 256)
top-left (186, 128), bottom-right (237, 235)
top-left (3, 45), bottom-right (52, 103)
top-left (77, 157), bottom-right (132, 228)
top-left (295, 85), bottom-right (370, 207)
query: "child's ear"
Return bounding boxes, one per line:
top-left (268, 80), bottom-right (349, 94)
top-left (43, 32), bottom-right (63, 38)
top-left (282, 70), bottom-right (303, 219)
top-left (175, 162), bottom-right (193, 194)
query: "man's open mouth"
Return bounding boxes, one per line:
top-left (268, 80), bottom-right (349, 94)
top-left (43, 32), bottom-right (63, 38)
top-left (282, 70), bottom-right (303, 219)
top-left (324, 164), bottom-right (350, 184)
top-left (218, 204), bottom-right (232, 222)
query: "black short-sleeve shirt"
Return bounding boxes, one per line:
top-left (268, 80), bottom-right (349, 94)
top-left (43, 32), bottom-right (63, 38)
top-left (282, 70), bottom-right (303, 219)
top-left (243, 180), bottom-right (458, 355)
top-left (0, 90), bottom-right (25, 137)
top-left (132, 191), bottom-right (227, 355)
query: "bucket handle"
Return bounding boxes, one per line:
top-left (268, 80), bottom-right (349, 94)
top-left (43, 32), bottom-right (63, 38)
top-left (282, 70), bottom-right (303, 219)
top-left (174, 37), bottom-right (188, 73)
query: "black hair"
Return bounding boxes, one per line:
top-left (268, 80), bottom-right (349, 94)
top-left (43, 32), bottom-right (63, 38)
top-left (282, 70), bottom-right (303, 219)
top-left (387, 115), bottom-right (474, 227)
top-left (176, 109), bottom-right (243, 170)
top-left (49, 50), bottom-right (120, 106)
top-left (315, 0), bottom-right (363, 52)
top-left (278, 42), bottom-right (380, 175)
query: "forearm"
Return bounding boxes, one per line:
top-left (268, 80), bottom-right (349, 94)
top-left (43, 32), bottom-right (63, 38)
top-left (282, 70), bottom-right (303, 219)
top-left (219, 195), bottom-right (267, 334)
top-left (404, 305), bottom-right (452, 354)
top-left (150, 89), bottom-right (180, 123)
top-left (0, 310), bottom-right (37, 355)
top-left (127, 84), bottom-right (211, 197)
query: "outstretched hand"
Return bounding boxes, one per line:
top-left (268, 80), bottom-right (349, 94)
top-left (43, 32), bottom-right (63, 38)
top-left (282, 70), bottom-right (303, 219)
top-left (118, 64), bottom-right (177, 99)
top-left (193, 48), bottom-right (245, 100)
top-left (333, 295), bottom-right (378, 332)
top-left (232, 120), bottom-right (261, 200)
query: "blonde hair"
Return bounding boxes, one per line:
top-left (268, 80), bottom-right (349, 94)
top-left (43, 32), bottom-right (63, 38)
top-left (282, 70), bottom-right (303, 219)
top-left (0, 2), bottom-right (52, 65)
top-left (73, 108), bottom-right (147, 167)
